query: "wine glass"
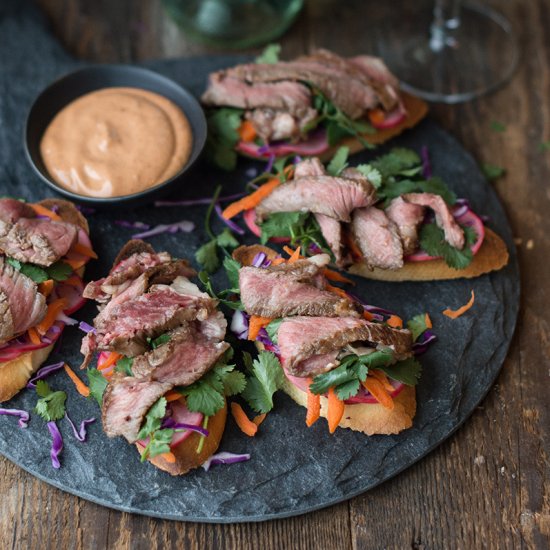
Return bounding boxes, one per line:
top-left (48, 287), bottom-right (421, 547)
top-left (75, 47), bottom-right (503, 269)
top-left (375, 0), bottom-right (519, 103)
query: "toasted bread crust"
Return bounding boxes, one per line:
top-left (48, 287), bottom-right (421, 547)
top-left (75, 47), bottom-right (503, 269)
top-left (348, 228), bottom-right (509, 281)
top-left (113, 239), bottom-right (156, 267)
top-left (281, 377), bottom-right (416, 435)
top-left (141, 401), bottom-right (227, 475)
top-left (38, 198), bottom-right (89, 234)
top-left (232, 244), bottom-right (280, 267)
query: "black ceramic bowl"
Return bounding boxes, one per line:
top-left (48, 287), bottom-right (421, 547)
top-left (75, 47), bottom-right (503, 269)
top-left (25, 65), bottom-right (207, 208)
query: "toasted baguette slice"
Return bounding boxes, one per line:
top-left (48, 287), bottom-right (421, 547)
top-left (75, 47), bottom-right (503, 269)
top-left (281, 377), bottom-right (416, 435)
top-left (139, 400), bottom-right (227, 476)
top-left (348, 228), bottom-right (509, 282)
top-left (0, 199), bottom-right (90, 402)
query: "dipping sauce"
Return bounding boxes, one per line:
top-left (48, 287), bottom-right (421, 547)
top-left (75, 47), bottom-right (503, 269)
top-left (40, 87), bottom-right (192, 198)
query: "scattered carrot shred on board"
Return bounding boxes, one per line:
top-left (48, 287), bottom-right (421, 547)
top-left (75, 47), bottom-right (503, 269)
top-left (237, 120), bottom-right (257, 142)
top-left (323, 269), bottom-right (354, 285)
top-left (369, 369), bottom-right (395, 392)
top-left (386, 315), bottom-right (403, 329)
top-left (222, 177), bottom-right (281, 220)
top-left (30, 203), bottom-right (62, 221)
top-left (64, 364), bottom-right (90, 397)
top-left (71, 242), bottom-right (98, 259)
top-left (362, 377), bottom-right (394, 410)
top-left (36, 298), bottom-right (67, 335)
top-left (327, 388), bottom-right (344, 434)
top-left (38, 279), bottom-right (54, 297)
top-left (230, 402), bottom-right (258, 437)
top-left (443, 290), bottom-right (475, 319)
top-left (252, 413), bottom-right (267, 426)
top-left (247, 315), bottom-right (273, 341)
top-left (159, 451), bottom-right (176, 463)
top-left (363, 310), bottom-right (375, 321)
top-left (425, 313), bottom-right (433, 328)
top-left (98, 352), bottom-right (122, 371)
top-left (306, 385), bottom-right (321, 427)
top-left (27, 327), bottom-right (42, 345)
top-left (325, 283), bottom-right (349, 300)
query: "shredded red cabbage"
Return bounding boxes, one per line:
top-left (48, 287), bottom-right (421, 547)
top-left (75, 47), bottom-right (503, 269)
top-left (26, 361), bottom-right (65, 389)
top-left (0, 408), bottom-right (30, 428)
top-left (201, 451), bottom-right (251, 471)
top-left (413, 331), bottom-right (438, 355)
top-left (132, 220), bottom-right (195, 239)
top-left (231, 310), bottom-right (249, 340)
top-left (154, 193), bottom-right (245, 207)
top-left (65, 414), bottom-right (96, 442)
top-left (256, 327), bottom-right (279, 353)
top-left (215, 204), bottom-right (245, 235)
top-left (161, 417), bottom-right (210, 437)
top-left (421, 146), bottom-right (432, 179)
top-left (293, 155), bottom-right (303, 164)
top-left (265, 153), bottom-right (276, 173)
top-left (115, 220), bottom-right (151, 230)
top-left (78, 321), bottom-right (95, 334)
top-left (47, 421), bottom-right (63, 469)
top-left (251, 252), bottom-right (272, 268)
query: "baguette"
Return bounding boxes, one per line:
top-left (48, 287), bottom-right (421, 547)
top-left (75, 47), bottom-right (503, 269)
top-left (0, 199), bottom-right (91, 402)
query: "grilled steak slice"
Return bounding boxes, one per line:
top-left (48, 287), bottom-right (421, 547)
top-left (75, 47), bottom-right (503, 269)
top-left (278, 316), bottom-right (412, 375)
top-left (349, 54), bottom-right (399, 88)
top-left (352, 207), bottom-right (404, 270)
top-left (0, 199), bottom-right (36, 227)
top-left (202, 75), bottom-right (313, 116)
top-left (0, 217), bottom-right (78, 267)
top-left (256, 175), bottom-right (375, 223)
top-left (294, 157), bottom-right (326, 178)
top-left (403, 193), bottom-right (464, 249)
top-left (290, 351), bottom-right (340, 377)
top-left (314, 213), bottom-right (346, 266)
top-left (245, 107), bottom-right (317, 142)
top-left (0, 258), bottom-right (46, 343)
top-left (386, 196), bottom-right (425, 255)
top-left (101, 373), bottom-right (172, 442)
top-left (239, 256), bottom-right (361, 318)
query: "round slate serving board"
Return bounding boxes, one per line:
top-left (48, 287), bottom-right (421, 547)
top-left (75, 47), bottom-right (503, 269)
top-left (0, 5), bottom-right (519, 523)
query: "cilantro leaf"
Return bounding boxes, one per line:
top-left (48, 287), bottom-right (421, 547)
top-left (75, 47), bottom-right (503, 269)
top-left (417, 177), bottom-right (457, 205)
top-left (419, 223), bottom-right (476, 270)
top-left (196, 239), bottom-right (220, 273)
top-left (199, 270), bottom-right (243, 311)
top-left (34, 381), bottom-right (67, 422)
top-left (140, 428), bottom-right (174, 462)
top-left (216, 228), bottom-right (239, 249)
top-left (334, 379), bottom-right (361, 400)
top-left (46, 261), bottom-right (73, 282)
top-left (378, 357), bottom-right (422, 386)
top-left (20, 264), bottom-right (49, 283)
top-left (260, 211), bottom-right (307, 244)
top-left (326, 146), bottom-right (349, 176)
top-left (326, 121), bottom-right (355, 146)
top-left (6, 257), bottom-right (21, 270)
top-left (87, 368), bottom-right (109, 406)
top-left (181, 380), bottom-right (225, 416)
top-left (265, 318), bottom-right (283, 345)
top-left (221, 370), bottom-right (247, 396)
top-left (482, 163), bottom-right (505, 182)
top-left (371, 148), bottom-right (421, 179)
top-left (137, 397), bottom-right (167, 440)
top-left (150, 333), bottom-right (170, 349)
top-left (223, 256), bottom-right (241, 290)
top-left (255, 43), bottom-right (281, 64)
top-left (205, 108), bottom-right (243, 171)
top-left (355, 164), bottom-right (382, 188)
top-left (241, 351), bottom-right (283, 413)
top-left (310, 362), bottom-right (367, 395)
top-left (407, 313), bottom-right (431, 342)
top-left (115, 356), bottom-right (134, 376)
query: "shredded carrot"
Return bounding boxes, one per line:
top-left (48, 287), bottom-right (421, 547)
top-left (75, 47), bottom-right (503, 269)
top-left (363, 310), bottom-right (375, 321)
top-left (283, 165), bottom-right (295, 179)
top-left (252, 413), bottom-right (267, 426)
top-left (425, 313), bottom-right (433, 328)
top-left (36, 298), bottom-right (67, 335)
top-left (65, 258), bottom-right (87, 271)
top-left (222, 177), bottom-right (281, 220)
top-left (368, 108), bottom-right (386, 126)
top-left (247, 315), bottom-right (273, 341)
top-left (369, 369), bottom-right (395, 392)
top-left (159, 451), bottom-right (176, 463)
top-left (271, 257), bottom-right (286, 266)
top-left (27, 327), bottom-right (42, 345)
top-left (71, 242), bottom-right (98, 259)
top-left (387, 315), bottom-right (403, 329)
top-left (443, 290), bottom-right (475, 319)
top-left (62, 275), bottom-right (82, 288)
top-left (30, 203), bottom-right (62, 221)
top-left (38, 279), bottom-right (54, 297)
top-left (327, 388), bottom-right (344, 434)
top-left (283, 245), bottom-right (302, 263)
top-left (165, 390), bottom-right (183, 403)
top-left (305, 385), bottom-right (321, 427)
top-left (237, 120), bottom-right (257, 142)
top-left (230, 402), bottom-right (258, 437)
top-left (342, 231), bottom-right (363, 261)
top-left (98, 352), bottom-right (122, 371)
top-left (325, 283), bottom-right (349, 301)
top-left (64, 364), bottom-right (90, 397)
top-left (323, 269), bottom-right (354, 285)
top-left (362, 377), bottom-right (394, 410)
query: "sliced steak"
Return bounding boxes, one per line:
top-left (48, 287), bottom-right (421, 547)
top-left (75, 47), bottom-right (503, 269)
top-left (351, 207), bottom-right (404, 270)
top-left (0, 199), bottom-right (36, 227)
top-left (239, 257), bottom-right (361, 318)
top-left (403, 193), bottom-right (465, 249)
top-left (0, 258), bottom-right (46, 343)
top-left (101, 373), bottom-right (172, 442)
top-left (202, 75), bottom-right (313, 116)
top-left (290, 350), bottom-right (340, 377)
top-left (0, 217), bottom-right (77, 266)
top-left (349, 54), bottom-right (399, 88)
top-left (278, 316), bottom-right (413, 375)
top-left (386, 196), bottom-right (425, 255)
top-left (245, 108), bottom-right (317, 142)
top-left (314, 213), bottom-right (345, 266)
top-left (256, 175), bottom-right (376, 223)
top-left (294, 157), bottom-right (326, 178)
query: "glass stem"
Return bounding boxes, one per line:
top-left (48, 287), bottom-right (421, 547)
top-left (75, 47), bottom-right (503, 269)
top-left (430, 0), bottom-right (462, 52)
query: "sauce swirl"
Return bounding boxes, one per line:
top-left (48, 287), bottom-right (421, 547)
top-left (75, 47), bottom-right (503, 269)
top-left (40, 87), bottom-right (192, 198)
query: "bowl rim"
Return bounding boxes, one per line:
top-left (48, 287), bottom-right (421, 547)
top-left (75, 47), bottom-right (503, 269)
top-left (24, 63), bottom-right (207, 204)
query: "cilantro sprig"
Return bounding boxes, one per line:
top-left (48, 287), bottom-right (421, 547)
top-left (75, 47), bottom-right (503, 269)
top-left (241, 351), bottom-right (284, 413)
top-left (205, 108), bottom-right (243, 171)
top-left (419, 223), bottom-right (477, 270)
top-left (6, 257), bottom-right (73, 283)
top-left (34, 381), bottom-right (67, 422)
top-left (255, 44), bottom-right (281, 64)
top-left (87, 368), bottom-right (109, 406)
top-left (136, 397), bottom-right (174, 462)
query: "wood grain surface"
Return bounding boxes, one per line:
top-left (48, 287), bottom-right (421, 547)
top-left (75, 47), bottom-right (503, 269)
top-left (2, 0), bottom-right (548, 548)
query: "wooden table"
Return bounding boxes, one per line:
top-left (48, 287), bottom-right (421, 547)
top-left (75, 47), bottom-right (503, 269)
top-left (2, 1), bottom-right (548, 548)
